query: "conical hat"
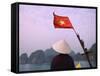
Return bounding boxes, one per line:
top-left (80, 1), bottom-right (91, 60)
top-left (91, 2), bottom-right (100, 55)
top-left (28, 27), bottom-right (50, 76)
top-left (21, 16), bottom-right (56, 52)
top-left (52, 40), bottom-right (71, 54)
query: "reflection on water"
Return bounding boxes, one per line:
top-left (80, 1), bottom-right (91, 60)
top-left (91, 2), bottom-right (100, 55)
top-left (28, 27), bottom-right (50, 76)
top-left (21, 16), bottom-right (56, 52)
top-left (19, 61), bottom-right (96, 72)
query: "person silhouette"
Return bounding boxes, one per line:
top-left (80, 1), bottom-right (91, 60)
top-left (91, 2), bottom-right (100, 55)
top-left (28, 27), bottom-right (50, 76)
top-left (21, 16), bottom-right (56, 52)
top-left (51, 54), bottom-right (75, 70)
top-left (51, 40), bottom-right (75, 70)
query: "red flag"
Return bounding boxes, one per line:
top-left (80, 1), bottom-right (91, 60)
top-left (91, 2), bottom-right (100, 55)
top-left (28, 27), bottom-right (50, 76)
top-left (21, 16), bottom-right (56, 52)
top-left (53, 12), bottom-right (73, 28)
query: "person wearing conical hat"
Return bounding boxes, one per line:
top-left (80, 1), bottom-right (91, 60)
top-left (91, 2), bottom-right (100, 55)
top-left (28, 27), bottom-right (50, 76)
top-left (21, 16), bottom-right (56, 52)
top-left (51, 40), bottom-right (75, 70)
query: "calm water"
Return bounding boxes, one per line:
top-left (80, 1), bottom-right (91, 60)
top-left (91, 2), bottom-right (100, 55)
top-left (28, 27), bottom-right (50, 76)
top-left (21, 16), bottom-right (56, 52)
top-left (19, 63), bottom-right (50, 71)
top-left (19, 61), bottom-right (96, 72)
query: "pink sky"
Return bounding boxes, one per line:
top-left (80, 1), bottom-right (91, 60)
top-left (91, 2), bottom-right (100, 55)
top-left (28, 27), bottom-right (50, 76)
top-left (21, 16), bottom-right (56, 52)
top-left (19, 4), bottom-right (96, 56)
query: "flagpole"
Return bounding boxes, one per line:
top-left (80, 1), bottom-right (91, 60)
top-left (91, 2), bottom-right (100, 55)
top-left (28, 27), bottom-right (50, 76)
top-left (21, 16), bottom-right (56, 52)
top-left (72, 27), bottom-right (92, 68)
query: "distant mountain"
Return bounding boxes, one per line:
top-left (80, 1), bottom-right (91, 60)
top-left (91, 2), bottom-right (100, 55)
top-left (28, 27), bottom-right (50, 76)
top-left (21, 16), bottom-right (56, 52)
top-left (88, 43), bottom-right (96, 61)
top-left (69, 51), bottom-right (86, 61)
top-left (69, 51), bottom-right (76, 57)
top-left (90, 43), bottom-right (96, 67)
top-left (19, 48), bottom-right (59, 65)
top-left (69, 43), bottom-right (96, 61)
top-left (45, 48), bottom-right (59, 63)
top-left (28, 50), bottom-right (45, 64)
top-left (75, 53), bottom-right (86, 60)
top-left (80, 43), bottom-right (96, 54)
top-left (19, 53), bottom-right (28, 64)
top-left (89, 43), bottom-right (96, 52)
top-left (19, 43), bottom-right (96, 65)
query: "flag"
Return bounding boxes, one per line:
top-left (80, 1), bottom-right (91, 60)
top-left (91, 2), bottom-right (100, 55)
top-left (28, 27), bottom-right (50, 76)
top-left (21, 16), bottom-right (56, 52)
top-left (53, 12), bottom-right (73, 28)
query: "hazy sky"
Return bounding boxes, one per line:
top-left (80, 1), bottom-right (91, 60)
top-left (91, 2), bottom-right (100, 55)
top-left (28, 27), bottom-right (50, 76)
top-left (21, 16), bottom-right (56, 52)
top-left (19, 5), bottom-right (96, 56)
